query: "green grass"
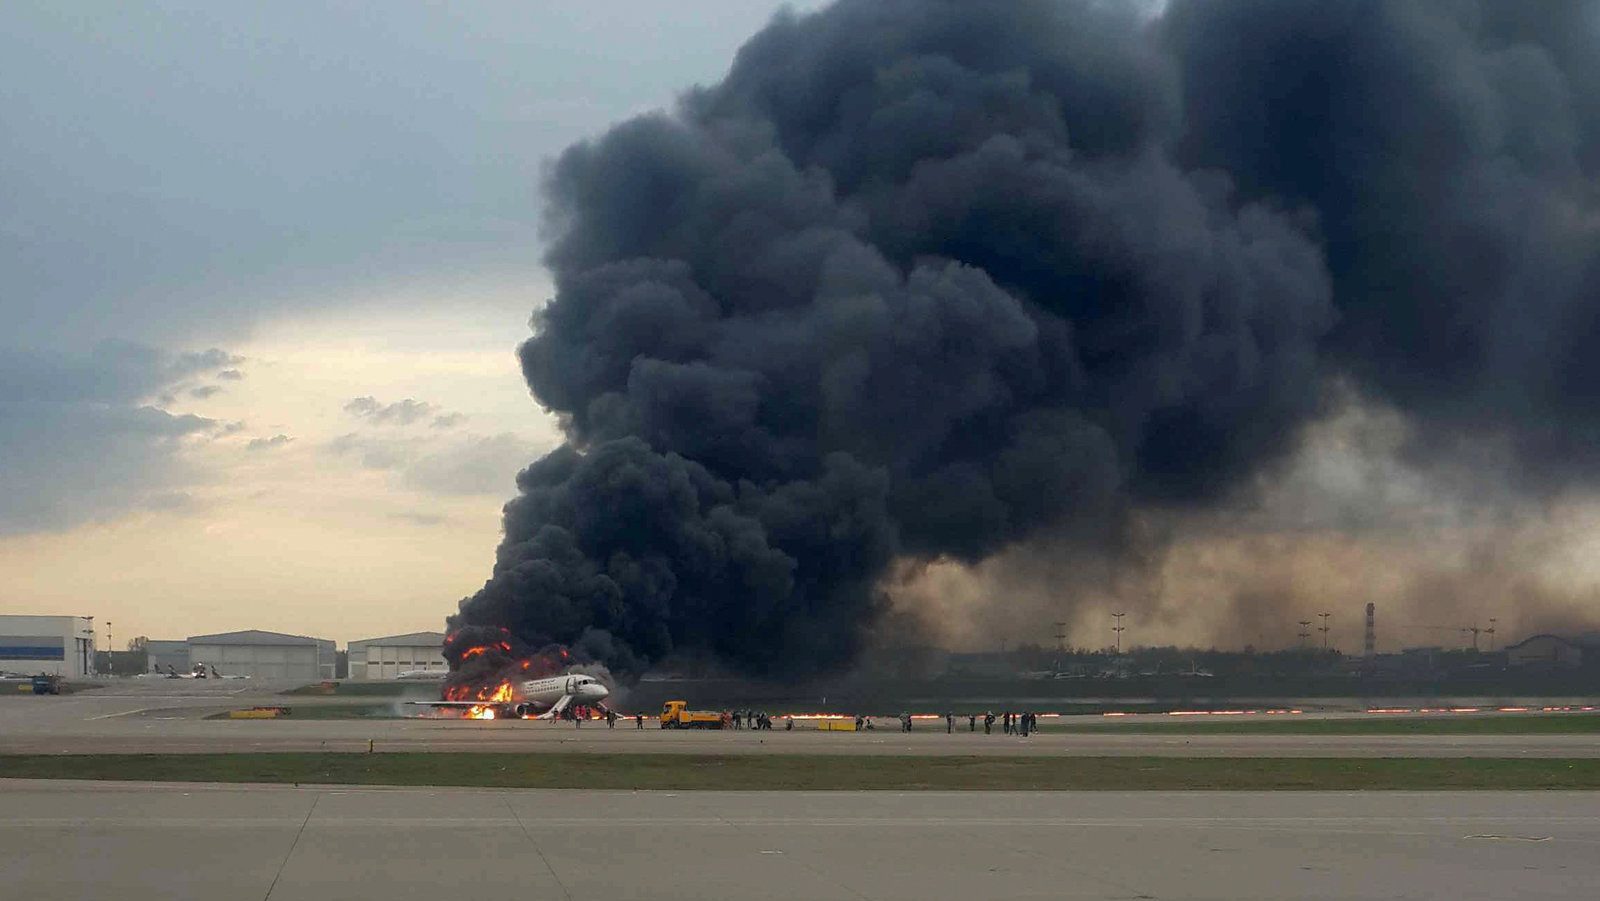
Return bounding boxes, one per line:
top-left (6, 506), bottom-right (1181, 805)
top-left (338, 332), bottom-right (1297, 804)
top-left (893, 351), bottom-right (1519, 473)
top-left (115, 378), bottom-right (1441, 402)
top-left (1053, 713), bottom-right (1600, 735)
top-left (2, 753), bottom-right (1599, 790)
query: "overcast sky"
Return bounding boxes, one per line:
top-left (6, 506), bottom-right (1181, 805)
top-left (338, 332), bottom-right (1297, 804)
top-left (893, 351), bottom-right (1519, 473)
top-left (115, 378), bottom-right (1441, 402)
top-left (0, 1), bottom-right (827, 646)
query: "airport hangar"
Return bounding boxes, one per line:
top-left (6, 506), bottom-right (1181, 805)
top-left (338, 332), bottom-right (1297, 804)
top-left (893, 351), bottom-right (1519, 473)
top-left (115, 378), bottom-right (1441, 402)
top-left (346, 631), bottom-right (447, 680)
top-left (0, 615), bottom-right (97, 678)
top-left (185, 630), bottom-right (336, 681)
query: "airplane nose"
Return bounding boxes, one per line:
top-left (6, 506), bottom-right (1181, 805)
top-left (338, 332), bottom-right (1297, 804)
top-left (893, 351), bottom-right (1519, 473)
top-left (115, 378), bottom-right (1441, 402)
top-left (588, 684), bottom-right (609, 700)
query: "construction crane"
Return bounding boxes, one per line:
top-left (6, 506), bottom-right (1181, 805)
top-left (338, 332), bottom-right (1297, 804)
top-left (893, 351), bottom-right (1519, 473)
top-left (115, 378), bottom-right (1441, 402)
top-left (1397, 622), bottom-right (1498, 651)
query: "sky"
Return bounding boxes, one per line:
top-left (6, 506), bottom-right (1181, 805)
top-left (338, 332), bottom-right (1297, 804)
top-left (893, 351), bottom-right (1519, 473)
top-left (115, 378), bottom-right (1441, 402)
top-left (5, 1), bottom-right (1597, 663)
top-left (0, 0), bottom-right (828, 648)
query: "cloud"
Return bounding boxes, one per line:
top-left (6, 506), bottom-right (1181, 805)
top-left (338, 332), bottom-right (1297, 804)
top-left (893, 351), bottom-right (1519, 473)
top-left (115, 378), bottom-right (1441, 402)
top-left (189, 385), bottom-right (223, 399)
top-left (324, 433), bottom-right (415, 470)
top-left (323, 429), bottom-right (540, 494)
top-left (216, 369), bottom-right (244, 381)
top-left (388, 511), bottom-right (448, 527)
top-left (173, 349), bottom-right (245, 375)
top-left (343, 396), bottom-right (437, 426)
top-left (245, 434), bottom-right (293, 451)
top-left (0, 3), bottom-right (818, 349)
top-left (0, 341), bottom-right (244, 534)
top-left (405, 434), bottom-right (540, 496)
top-left (430, 412), bottom-right (467, 429)
top-left (0, 342), bottom-right (226, 534)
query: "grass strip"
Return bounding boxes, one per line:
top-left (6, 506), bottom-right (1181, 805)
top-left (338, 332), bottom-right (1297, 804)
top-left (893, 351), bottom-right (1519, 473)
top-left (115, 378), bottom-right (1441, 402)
top-left (3, 754), bottom-right (1599, 790)
top-left (1054, 713), bottom-right (1600, 735)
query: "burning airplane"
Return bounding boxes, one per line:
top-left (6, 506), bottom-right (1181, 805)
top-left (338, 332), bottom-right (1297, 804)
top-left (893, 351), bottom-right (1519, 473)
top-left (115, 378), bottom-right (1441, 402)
top-left (410, 672), bottom-right (609, 720)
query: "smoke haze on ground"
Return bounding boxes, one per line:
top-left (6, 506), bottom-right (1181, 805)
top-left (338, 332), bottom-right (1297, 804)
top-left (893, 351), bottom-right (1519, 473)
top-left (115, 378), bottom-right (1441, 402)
top-left (450, 0), bottom-right (1600, 675)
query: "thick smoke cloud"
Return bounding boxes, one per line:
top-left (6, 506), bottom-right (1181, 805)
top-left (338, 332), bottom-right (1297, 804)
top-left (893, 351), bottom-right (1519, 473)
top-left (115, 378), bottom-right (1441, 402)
top-left (451, 0), bottom-right (1600, 676)
top-left (1169, 0), bottom-right (1600, 473)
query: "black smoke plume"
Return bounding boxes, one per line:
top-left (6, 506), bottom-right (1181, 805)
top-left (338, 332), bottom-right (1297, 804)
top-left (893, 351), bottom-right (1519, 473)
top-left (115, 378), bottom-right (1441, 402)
top-left (450, 0), bottom-right (1600, 677)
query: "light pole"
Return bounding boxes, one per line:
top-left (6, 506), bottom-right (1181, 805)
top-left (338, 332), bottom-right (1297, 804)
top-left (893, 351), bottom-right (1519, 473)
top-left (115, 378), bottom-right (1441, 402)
top-left (1297, 620), bottom-right (1312, 649)
top-left (1112, 612), bottom-right (1126, 654)
top-left (1317, 612), bottom-right (1332, 651)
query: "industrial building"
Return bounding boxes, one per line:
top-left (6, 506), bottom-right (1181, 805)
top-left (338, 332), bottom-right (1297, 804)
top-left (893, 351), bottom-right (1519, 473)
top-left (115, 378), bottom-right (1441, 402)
top-left (346, 631), bottom-right (447, 680)
top-left (0, 615), bottom-right (97, 678)
top-left (186, 630), bottom-right (336, 682)
top-left (144, 639), bottom-right (190, 674)
top-left (1505, 634), bottom-right (1587, 670)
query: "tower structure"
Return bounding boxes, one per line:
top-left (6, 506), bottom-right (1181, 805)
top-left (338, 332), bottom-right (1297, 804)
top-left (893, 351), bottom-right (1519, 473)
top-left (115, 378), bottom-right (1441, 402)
top-left (1364, 603), bottom-right (1376, 658)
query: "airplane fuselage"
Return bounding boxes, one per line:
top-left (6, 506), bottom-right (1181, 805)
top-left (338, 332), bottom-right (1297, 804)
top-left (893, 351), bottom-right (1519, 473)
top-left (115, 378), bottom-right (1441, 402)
top-left (508, 674), bottom-right (610, 716)
top-left (411, 670), bottom-right (610, 719)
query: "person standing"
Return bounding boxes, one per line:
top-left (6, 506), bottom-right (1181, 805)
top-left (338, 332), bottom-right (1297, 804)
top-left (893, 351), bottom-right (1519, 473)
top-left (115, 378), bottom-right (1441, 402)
top-left (635, 712), bottom-right (644, 729)
top-left (968, 714), bottom-right (976, 732)
top-left (983, 712), bottom-right (994, 734)
top-left (946, 712), bottom-right (954, 734)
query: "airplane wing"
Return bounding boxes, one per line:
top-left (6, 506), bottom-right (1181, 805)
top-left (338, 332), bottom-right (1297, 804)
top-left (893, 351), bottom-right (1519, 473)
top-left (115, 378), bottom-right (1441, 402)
top-left (534, 694), bottom-right (574, 720)
top-left (406, 701), bottom-right (491, 709)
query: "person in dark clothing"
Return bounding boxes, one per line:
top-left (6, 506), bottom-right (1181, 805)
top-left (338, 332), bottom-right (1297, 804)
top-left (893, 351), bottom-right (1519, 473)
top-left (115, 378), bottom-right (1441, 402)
top-left (983, 712), bottom-right (994, 734)
top-left (635, 712), bottom-right (644, 729)
top-left (968, 714), bottom-right (976, 732)
top-left (946, 713), bottom-right (954, 734)
top-left (732, 710), bottom-right (742, 730)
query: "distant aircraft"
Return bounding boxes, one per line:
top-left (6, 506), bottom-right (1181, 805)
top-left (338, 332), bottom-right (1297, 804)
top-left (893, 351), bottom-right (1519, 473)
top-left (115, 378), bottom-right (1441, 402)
top-left (408, 672), bottom-right (609, 719)
top-left (395, 669), bottom-right (446, 681)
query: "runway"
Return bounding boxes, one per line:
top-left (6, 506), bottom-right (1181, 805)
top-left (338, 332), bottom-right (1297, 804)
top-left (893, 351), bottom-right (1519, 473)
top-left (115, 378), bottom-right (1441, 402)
top-left (6, 686), bottom-right (1600, 756)
top-left (2, 780), bottom-right (1594, 900)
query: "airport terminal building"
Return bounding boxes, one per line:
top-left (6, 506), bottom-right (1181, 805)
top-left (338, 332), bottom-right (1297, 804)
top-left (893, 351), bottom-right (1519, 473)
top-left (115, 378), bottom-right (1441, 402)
top-left (186, 630), bottom-right (336, 682)
top-left (346, 631), bottom-right (447, 680)
top-left (0, 615), bottom-right (96, 678)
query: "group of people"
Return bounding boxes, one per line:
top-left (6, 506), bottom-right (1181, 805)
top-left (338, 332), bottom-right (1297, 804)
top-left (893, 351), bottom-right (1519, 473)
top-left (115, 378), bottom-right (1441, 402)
top-left (732, 709), bottom-right (786, 730)
top-left (834, 711), bottom-right (1044, 735)
top-left (932, 711), bottom-right (1039, 736)
top-left (1001, 711), bottom-right (1039, 736)
top-left (583, 707), bottom-right (1041, 733)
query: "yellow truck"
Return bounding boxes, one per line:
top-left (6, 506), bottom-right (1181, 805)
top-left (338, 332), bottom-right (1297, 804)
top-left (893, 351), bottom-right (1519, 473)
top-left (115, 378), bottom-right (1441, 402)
top-left (660, 700), bottom-right (728, 729)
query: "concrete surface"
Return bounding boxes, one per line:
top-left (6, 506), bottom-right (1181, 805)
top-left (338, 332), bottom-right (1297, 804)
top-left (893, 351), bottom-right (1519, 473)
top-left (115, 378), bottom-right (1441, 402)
top-left (6, 683), bottom-right (1600, 756)
top-left (1, 780), bottom-right (1595, 900)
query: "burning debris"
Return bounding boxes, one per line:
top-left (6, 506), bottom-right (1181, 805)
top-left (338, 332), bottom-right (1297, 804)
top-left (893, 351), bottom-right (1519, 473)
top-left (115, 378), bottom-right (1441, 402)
top-left (447, 0), bottom-right (1600, 677)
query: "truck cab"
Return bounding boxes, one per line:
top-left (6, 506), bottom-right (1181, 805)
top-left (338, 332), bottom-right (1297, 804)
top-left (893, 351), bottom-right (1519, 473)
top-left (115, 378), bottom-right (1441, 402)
top-left (660, 700), bottom-right (727, 729)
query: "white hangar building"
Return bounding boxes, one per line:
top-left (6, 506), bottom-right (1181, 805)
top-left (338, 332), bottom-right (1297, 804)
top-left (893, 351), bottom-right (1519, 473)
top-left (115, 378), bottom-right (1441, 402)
top-left (186, 630), bottom-right (336, 682)
top-left (346, 631), bottom-right (447, 680)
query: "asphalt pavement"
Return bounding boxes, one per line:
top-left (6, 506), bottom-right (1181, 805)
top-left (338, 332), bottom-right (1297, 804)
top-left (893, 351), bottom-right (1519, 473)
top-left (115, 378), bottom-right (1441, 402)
top-left (1, 780), bottom-right (1594, 900)
top-left (6, 682), bottom-right (1600, 756)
